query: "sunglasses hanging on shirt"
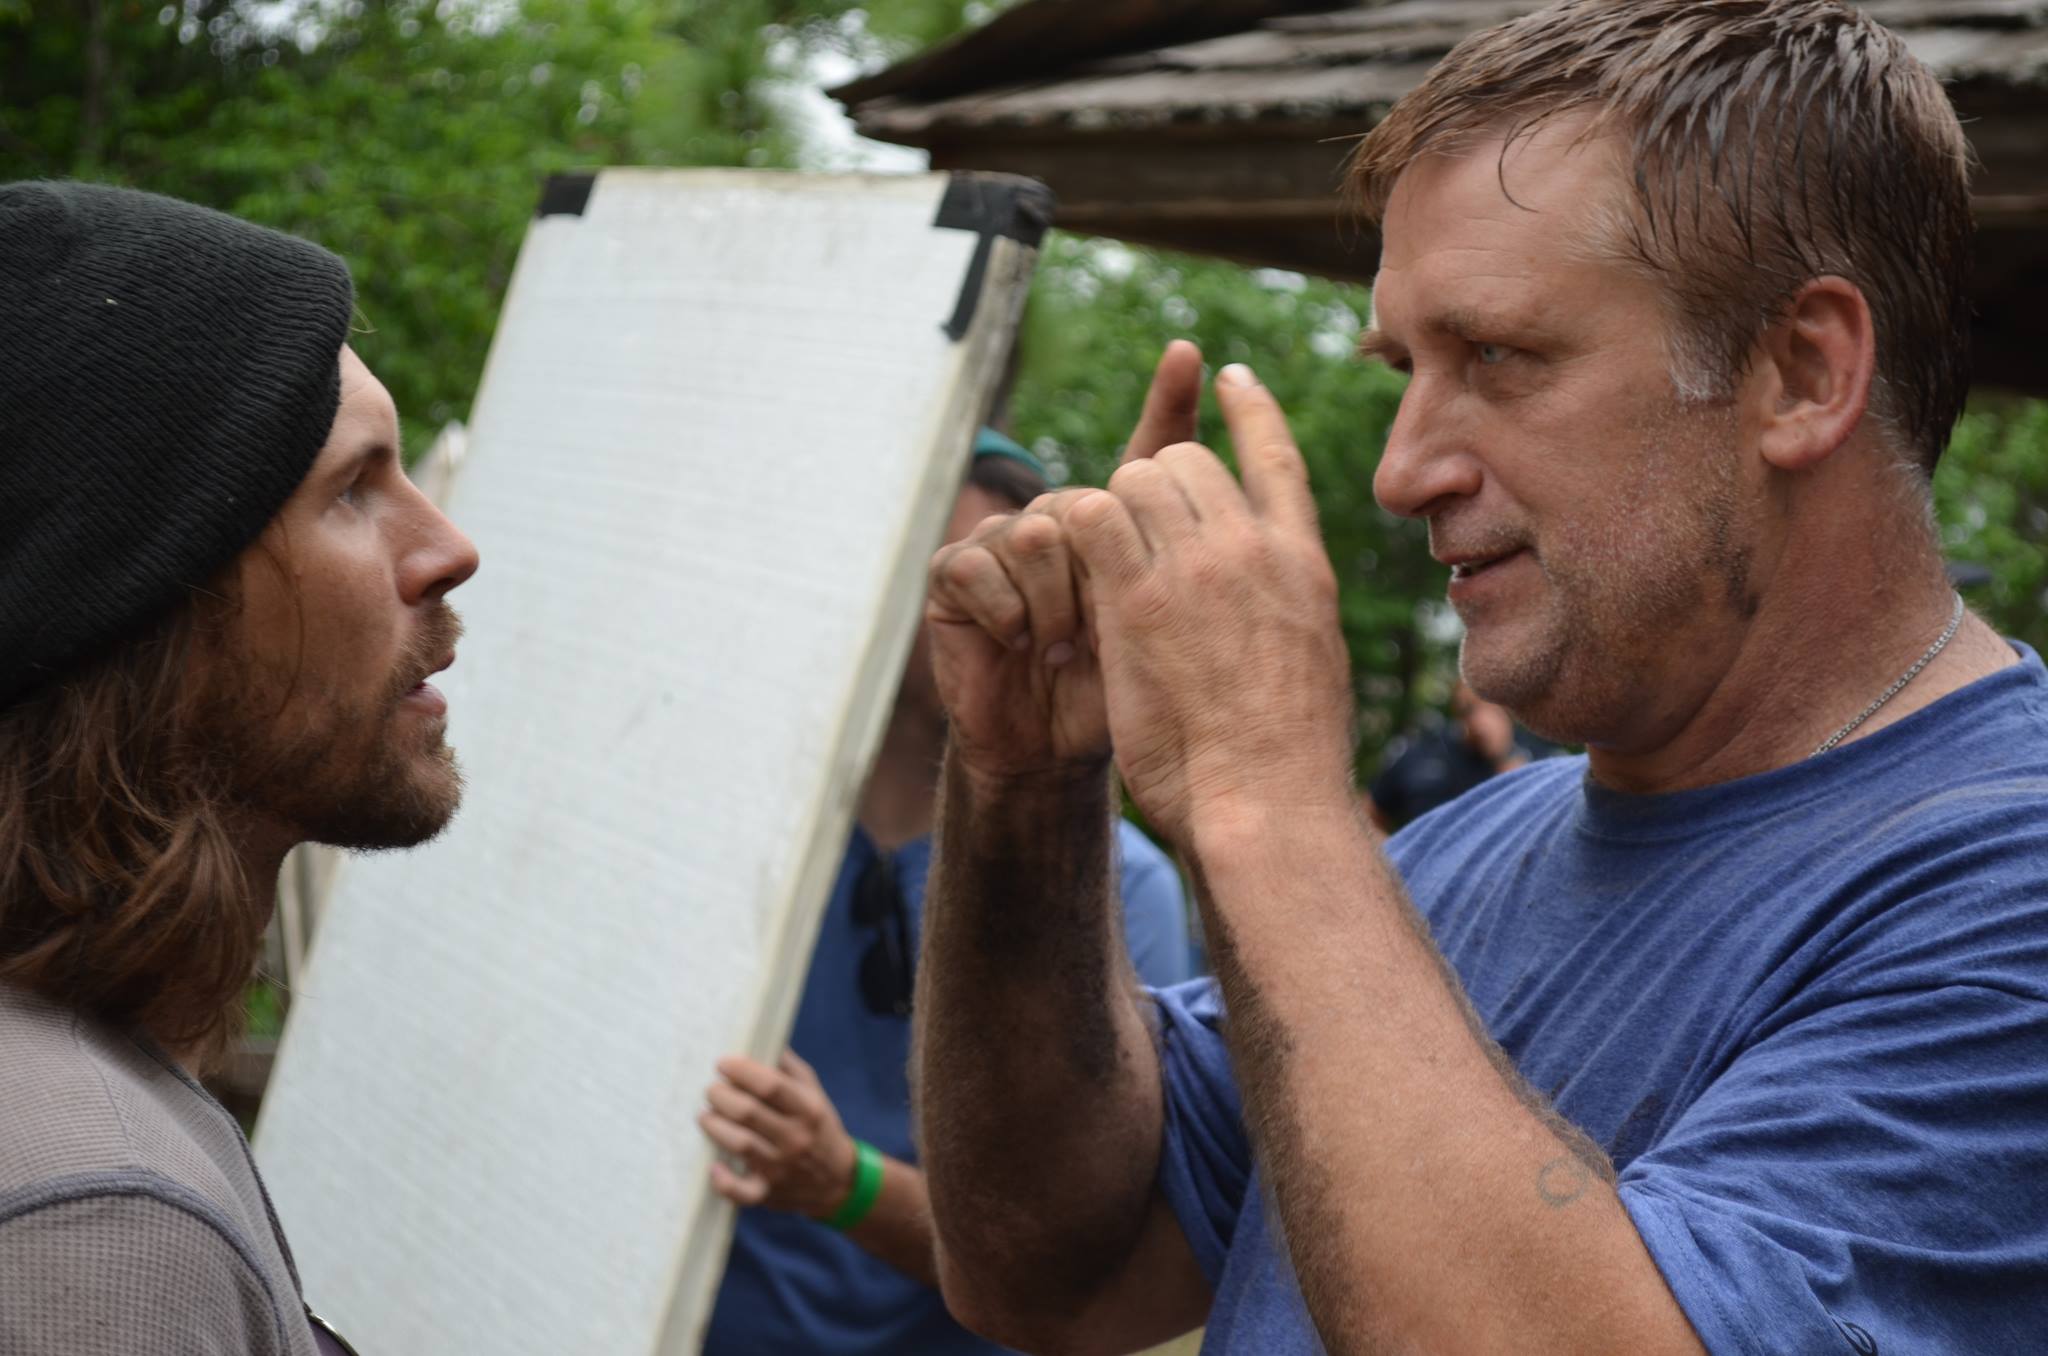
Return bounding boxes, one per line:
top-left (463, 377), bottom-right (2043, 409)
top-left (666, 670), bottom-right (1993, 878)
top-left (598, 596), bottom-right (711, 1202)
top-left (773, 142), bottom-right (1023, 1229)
top-left (852, 850), bottom-right (915, 1018)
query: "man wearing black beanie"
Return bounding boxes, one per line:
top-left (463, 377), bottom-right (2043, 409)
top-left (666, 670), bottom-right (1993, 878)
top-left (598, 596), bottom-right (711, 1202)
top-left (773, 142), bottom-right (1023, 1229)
top-left (0, 180), bottom-right (480, 1355)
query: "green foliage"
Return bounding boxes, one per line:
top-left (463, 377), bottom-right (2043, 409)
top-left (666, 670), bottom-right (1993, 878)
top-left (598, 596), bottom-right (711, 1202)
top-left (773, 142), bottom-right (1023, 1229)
top-left (1940, 400), bottom-right (2048, 652)
top-left (2, 0), bottom-right (708, 452)
top-left (244, 976), bottom-right (285, 1040)
top-left (0, 0), bottom-right (977, 453)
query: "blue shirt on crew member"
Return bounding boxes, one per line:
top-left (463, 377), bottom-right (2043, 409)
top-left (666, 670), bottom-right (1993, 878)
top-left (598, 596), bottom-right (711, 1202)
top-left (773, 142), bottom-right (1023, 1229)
top-left (1154, 643), bottom-right (2048, 1354)
top-left (707, 818), bottom-right (1192, 1355)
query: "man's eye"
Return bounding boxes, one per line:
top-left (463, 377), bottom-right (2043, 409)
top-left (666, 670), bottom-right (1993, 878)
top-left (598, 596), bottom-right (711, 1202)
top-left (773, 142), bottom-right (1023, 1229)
top-left (1476, 342), bottom-right (1512, 366)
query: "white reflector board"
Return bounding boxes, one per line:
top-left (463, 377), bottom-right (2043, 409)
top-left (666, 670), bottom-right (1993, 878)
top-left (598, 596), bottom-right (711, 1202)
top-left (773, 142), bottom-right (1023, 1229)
top-left (254, 168), bottom-right (1047, 1355)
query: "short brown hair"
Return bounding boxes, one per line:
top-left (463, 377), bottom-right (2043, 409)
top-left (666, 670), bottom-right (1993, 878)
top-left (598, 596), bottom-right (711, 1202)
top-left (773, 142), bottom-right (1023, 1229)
top-left (0, 581), bottom-right (263, 1068)
top-left (1348, 0), bottom-right (1974, 472)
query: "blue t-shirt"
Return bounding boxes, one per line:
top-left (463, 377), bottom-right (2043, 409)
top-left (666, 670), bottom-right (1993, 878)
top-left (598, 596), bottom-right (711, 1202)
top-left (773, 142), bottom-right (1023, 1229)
top-left (708, 818), bottom-right (1191, 1355)
top-left (1156, 644), bottom-right (2048, 1354)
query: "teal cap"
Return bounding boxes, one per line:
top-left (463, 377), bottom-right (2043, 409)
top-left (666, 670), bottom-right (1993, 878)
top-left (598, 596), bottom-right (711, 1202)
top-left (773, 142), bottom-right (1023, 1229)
top-left (972, 426), bottom-right (1048, 480)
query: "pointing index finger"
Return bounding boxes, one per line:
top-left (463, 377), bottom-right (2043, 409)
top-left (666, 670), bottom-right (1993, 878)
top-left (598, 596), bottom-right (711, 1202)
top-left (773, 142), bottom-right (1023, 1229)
top-left (1215, 363), bottom-right (1317, 535)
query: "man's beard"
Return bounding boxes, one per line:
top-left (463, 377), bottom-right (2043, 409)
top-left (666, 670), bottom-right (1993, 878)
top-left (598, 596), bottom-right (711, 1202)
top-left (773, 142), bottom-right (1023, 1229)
top-left (196, 605), bottom-right (467, 851)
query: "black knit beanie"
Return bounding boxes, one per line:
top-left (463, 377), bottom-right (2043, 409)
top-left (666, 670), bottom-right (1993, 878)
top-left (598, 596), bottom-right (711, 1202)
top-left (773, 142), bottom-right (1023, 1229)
top-left (0, 180), bottom-right (356, 708)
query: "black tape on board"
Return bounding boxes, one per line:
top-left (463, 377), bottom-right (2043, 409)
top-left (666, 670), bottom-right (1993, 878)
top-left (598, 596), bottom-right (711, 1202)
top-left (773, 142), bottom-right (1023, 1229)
top-left (536, 171), bottom-right (597, 218)
top-left (932, 174), bottom-right (1055, 341)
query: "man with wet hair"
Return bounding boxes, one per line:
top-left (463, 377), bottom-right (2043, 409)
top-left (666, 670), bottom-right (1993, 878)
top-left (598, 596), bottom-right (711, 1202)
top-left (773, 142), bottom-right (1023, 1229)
top-left (913, 2), bottom-right (2048, 1352)
top-left (0, 181), bottom-right (478, 1354)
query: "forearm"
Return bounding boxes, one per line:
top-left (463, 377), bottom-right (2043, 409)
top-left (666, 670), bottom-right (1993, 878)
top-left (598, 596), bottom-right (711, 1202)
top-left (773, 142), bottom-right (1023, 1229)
top-left (1189, 803), bottom-right (1699, 1356)
top-left (915, 747), bottom-right (1164, 1311)
top-left (843, 1155), bottom-right (940, 1288)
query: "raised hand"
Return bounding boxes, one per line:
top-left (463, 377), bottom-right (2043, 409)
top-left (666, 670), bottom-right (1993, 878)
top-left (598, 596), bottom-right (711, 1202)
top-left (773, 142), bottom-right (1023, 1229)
top-left (1054, 363), bottom-right (1356, 846)
top-left (924, 342), bottom-right (1205, 785)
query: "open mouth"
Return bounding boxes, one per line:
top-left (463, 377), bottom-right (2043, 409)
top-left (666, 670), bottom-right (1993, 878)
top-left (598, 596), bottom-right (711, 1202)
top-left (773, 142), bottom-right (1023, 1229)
top-left (1450, 550), bottom-right (1523, 581)
top-left (399, 652), bottom-right (456, 704)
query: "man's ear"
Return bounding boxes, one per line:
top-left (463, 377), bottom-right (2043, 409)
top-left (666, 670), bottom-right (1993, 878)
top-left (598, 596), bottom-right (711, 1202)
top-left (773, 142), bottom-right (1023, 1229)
top-left (1753, 276), bottom-right (1877, 474)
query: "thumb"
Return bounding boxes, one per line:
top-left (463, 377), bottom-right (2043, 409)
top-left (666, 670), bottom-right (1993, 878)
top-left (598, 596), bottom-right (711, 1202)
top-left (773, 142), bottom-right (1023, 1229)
top-left (1123, 340), bottom-right (1203, 464)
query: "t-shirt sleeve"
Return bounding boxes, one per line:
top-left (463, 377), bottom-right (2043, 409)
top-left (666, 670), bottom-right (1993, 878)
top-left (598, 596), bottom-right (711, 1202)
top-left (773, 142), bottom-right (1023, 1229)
top-left (1148, 977), bottom-right (1251, 1286)
top-left (1114, 821), bottom-right (1194, 988)
top-left (0, 1190), bottom-right (296, 1356)
top-left (1618, 979), bottom-right (2048, 1356)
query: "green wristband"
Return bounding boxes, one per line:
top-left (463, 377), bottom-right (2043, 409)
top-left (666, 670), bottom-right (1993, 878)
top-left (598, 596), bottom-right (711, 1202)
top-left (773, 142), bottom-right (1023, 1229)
top-left (826, 1139), bottom-right (886, 1231)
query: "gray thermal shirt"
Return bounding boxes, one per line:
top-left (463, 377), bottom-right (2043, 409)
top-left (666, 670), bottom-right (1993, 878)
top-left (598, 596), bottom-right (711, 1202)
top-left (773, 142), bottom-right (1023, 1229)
top-left (0, 982), bottom-right (319, 1355)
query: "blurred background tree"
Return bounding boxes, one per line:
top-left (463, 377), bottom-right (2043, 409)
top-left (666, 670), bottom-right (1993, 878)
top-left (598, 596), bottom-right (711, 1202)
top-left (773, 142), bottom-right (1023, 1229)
top-left (0, 0), bottom-right (972, 449)
top-left (3, 0), bottom-right (2041, 777)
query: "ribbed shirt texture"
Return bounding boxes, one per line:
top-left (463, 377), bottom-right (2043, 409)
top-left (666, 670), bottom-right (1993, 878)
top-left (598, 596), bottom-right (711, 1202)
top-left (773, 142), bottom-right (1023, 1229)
top-left (0, 983), bottom-right (318, 1355)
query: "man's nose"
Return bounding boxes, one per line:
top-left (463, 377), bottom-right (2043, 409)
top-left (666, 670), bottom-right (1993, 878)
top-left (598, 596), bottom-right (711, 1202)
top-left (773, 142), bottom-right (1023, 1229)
top-left (1372, 375), bottom-right (1482, 520)
top-left (403, 492), bottom-right (481, 604)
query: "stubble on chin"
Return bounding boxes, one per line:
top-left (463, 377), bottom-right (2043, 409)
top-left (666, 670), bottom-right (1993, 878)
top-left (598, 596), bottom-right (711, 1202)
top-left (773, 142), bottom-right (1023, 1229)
top-left (1458, 400), bottom-right (1746, 745)
top-left (193, 622), bottom-right (469, 853)
top-left (207, 684), bottom-right (466, 851)
top-left (1457, 582), bottom-right (1580, 741)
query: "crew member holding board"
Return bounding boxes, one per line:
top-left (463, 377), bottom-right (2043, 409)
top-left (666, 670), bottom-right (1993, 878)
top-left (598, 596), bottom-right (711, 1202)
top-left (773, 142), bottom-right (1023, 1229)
top-left (700, 430), bottom-right (1192, 1355)
top-left (910, 3), bottom-right (2048, 1353)
top-left (0, 181), bottom-right (477, 1355)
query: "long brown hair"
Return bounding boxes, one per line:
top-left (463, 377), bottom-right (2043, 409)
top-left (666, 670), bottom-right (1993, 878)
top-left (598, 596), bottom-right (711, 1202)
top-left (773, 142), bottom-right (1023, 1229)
top-left (0, 578), bottom-right (263, 1068)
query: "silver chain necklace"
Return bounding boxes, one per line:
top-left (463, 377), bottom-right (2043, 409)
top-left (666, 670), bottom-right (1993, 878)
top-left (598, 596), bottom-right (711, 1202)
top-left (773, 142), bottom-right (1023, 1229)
top-left (1810, 592), bottom-right (1966, 758)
